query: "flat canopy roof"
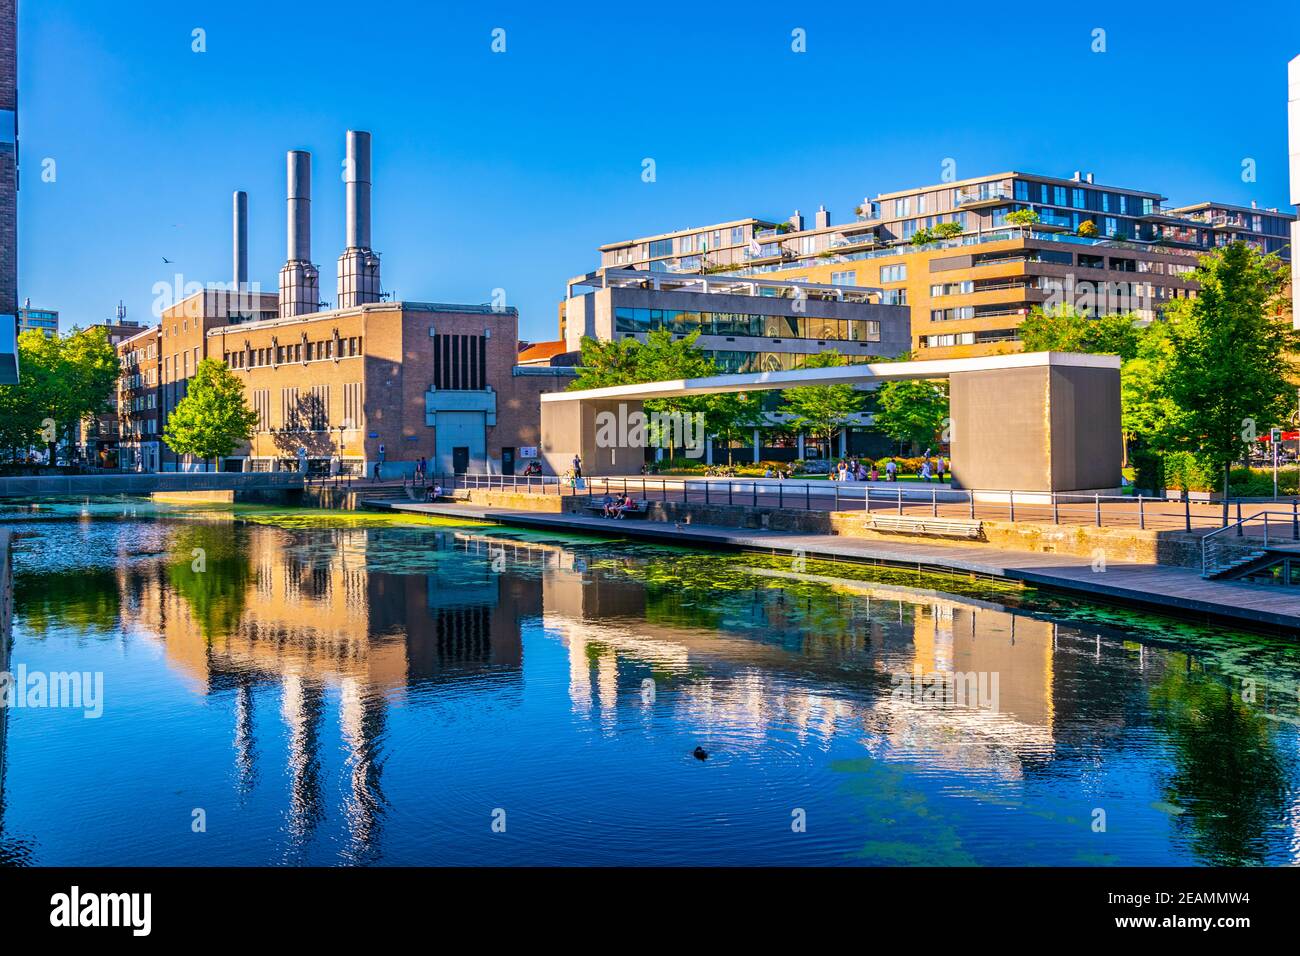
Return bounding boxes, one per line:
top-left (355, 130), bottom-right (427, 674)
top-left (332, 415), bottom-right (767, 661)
top-left (540, 351), bottom-right (1119, 403)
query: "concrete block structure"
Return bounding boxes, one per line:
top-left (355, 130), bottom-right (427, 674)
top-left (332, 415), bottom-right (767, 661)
top-left (540, 352), bottom-right (1122, 493)
top-left (947, 357), bottom-right (1122, 492)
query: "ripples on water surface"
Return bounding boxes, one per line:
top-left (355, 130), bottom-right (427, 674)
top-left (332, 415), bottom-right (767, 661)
top-left (1, 501), bottom-right (1298, 866)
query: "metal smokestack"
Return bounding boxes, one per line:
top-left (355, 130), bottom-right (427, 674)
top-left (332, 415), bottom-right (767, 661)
top-left (337, 130), bottom-right (381, 309)
top-left (345, 130), bottom-right (371, 249)
top-left (233, 190), bottom-right (248, 290)
top-left (279, 150), bottom-right (320, 317)
top-left (288, 150), bottom-right (311, 262)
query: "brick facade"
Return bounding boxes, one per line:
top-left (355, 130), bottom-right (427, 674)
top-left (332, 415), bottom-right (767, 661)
top-left (203, 300), bottom-right (572, 475)
top-left (0, 0), bottom-right (18, 318)
top-left (117, 326), bottom-right (161, 470)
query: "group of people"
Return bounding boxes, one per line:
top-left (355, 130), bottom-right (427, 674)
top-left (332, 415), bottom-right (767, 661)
top-left (599, 493), bottom-right (636, 519)
top-left (827, 454), bottom-right (948, 483)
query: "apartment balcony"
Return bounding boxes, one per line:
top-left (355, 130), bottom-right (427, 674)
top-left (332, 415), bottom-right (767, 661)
top-left (828, 232), bottom-right (877, 250)
top-left (954, 185), bottom-right (1012, 208)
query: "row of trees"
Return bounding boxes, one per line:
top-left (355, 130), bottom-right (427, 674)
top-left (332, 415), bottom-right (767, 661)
top-left (0, 329), bottom-right (259, 470)
top-left (1018, 242), bottom-right (1296, 521)
top-left (0, 328), bottom-right (120, 463)
top-left (570, 329), bottom-right (949, 461)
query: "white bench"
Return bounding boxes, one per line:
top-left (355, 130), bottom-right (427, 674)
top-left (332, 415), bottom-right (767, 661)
top-left (868, 514), bottom-right (982, 539)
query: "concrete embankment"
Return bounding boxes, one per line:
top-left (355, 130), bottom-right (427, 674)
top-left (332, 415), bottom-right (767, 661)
top-left (0, 528), bottom-right (10, 676)
top-left (360, 493), bottom-right (1300, 633)
top-left (0, 528), bottom-right (12, 811)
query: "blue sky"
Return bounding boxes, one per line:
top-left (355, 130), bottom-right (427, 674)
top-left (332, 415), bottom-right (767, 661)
top-left (16, 0), bottom-right (1300, 342)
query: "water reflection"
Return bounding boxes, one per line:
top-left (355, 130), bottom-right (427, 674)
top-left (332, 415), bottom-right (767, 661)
top-left (1, 509), bottom-right (1299, 865)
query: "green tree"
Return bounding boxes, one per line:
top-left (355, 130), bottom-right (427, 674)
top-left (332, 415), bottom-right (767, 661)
top-left (0, 327), bottom-right (119, 462)
top-left (1005, 208), bottom-right (1039, 227)
top-left (1158, 243), bottom-right (1297, 523)
top-left (932, 221), bottom-right (963, 240)
top-left (163, 358), bottom-right (259, 470)
top-left (570, 329), bottom-right (719, 459)
top-left (1019, 304), bottom-right (1173, 471)
top-left (872, 376), bottom-right (949, 452)
top-left (570, 336), bottom-right (643, 390)
top-left (1018, 304), bottom-right (1141, 359)
top-left (780, 351), bottom-right (863, 456)
top-left (706, 391), bottom-right (768, 463)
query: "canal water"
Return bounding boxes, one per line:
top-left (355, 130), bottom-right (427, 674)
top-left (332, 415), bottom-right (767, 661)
top-left (1, 502), bottom-right (1298, 866)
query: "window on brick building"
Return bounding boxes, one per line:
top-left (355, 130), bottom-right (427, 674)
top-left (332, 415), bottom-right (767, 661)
top-left (432, 334), bottom-right (486, 390)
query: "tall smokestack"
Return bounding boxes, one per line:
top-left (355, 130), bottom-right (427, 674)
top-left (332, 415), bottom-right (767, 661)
top-left (233, 190), bottom-right (248, 290)
top-left (337, 130), bottom-right (382, 309)
top-left (279, 150), bottom-right (320, 317)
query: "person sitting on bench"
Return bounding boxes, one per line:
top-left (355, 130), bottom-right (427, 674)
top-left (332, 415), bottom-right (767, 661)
top-left (601, 493), bottom-right (617, 517)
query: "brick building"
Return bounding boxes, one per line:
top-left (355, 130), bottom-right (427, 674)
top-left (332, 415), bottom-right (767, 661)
top-left (207, 300), bottom-right (572, 476)
top-left (117, 325), bottom-right (160, 471)
top-left (0, 0), bottom-right (18, 383)
top-left (156, 288), bottom-right (278, 470)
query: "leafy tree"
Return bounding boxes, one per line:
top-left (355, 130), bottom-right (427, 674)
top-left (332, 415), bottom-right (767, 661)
top-left (1005, 208), bottom-right (1039, 227)
top-left (1018, 304), bottom-right (1141, 360)
top-left (910, 222), bottom-right (962, 245)
top-left (1158, 243), bottom-right (1297, 523)
top-left (706, 391), bottom-right (768, 463)
top-left (1077, 219), bottom-right (1099, 237)
top-left (570, 330), bottom-right (719, 459)
top-left (1120, 320), bottom-right (1180, 454)
top-left (570, 336), bottom-right (643, 390)
top-left (0, 327), bottom-right (119, 462)
top-left (163, 358), bottom-right (259, 470)
top-left (780, 351), bottom-right (863, 456)
top-left (872, 372), bottom-right (949, 453)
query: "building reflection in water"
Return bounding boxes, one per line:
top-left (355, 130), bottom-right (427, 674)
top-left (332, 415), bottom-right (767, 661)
top-left (93, 519), bottom-right (1296, 865)
top-left (114, 522), bottom-right (531, 862)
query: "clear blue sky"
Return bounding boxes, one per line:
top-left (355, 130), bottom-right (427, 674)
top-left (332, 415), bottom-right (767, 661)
top-left (16, 0), bottom-right (1300, 342)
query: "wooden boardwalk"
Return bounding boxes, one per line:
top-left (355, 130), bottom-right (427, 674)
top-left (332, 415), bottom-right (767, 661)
top-left (368, 498), bottom-right (1300, 633)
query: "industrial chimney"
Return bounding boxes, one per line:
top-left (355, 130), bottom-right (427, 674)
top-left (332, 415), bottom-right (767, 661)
top-left (279, 150), bottom-right (320, 317)
top-left (337, 130), bottom-right (382, 309)
top-left (233, 190), bottom-right (248, 291)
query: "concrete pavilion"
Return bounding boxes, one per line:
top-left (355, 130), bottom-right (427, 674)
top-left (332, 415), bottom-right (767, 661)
top-left (539, 351), bottom-right (1122, 493)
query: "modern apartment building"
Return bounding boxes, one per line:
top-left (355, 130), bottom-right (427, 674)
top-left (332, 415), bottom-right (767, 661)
top-left (16, 300), bottom-right (56, 337)
top-left (562, 268), bottom-right (908, 370)
top-left (593, 170), bottom-right (1295, 359)
top-left (561, 269), bottom-right (911, 459)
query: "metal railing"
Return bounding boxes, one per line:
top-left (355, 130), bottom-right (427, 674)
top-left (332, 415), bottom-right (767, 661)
top-left (1200, 507), bottom-right (1300, 577)
top-left (405, 472), bottom-right (1300, 536)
